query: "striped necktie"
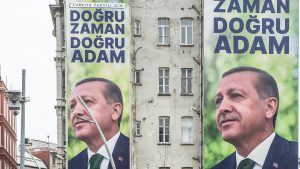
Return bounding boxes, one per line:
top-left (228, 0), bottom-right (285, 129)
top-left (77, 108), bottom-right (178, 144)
top-left (238, 158), bottom-right (256, 169)
top-left (89, 154), bottom-right (104, 169)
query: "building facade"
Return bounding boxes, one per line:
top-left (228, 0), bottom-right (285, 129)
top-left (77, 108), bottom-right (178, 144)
top-left (0, 79), bottom-right (18, 169)
top-left (130, 0), bottom-right (203, 168)
top-left (17, 151), bottom-right (47, 169)
top-left (49, 0), bottom-right (67, 168)
top-left (25, 138), bottom-right (62, 169)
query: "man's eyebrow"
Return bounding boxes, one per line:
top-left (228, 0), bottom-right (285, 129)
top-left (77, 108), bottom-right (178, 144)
top-left (228, 88), bottom-right (243, 93)
top-left (215, 88), bottom-right (242, 97)
top-left (227, 88), bottom-right (235, 94)
top-left (70, 97), bottom-right (76, 102)
top-left (80, 95), bottom-right (95, 100)
top-left (215, 92), bottom-right (222, 98)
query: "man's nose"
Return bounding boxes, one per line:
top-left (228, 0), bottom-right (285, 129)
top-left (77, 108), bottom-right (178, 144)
top-left (218, 98), bottom-right (233, 114)
top-left (72, 102), bottom-right (86, 116)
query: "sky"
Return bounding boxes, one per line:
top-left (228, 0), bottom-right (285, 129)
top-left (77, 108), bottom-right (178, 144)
top-left (0, 0), bottom-right (57, 144)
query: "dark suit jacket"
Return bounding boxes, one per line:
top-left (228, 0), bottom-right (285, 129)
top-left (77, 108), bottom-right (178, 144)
top-left (68, 133), bottom-right (129, 169)
top-left (211, 134), bottom-right (298, 169)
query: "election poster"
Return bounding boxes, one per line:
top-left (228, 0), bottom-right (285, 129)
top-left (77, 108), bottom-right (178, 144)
top-left (204, 0), bottom-right (298, 168)
top-left (65, 0), bottom-right (130, 166)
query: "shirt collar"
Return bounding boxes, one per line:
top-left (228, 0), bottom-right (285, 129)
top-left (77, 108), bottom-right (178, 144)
top-left (88, 131), bottom-right (120, 160)
top-left (236, 132), bottom-right (275, 168)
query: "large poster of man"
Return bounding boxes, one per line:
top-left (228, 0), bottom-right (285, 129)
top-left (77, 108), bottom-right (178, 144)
top-left (65, 0), bottom-right (130, 169)
top-left (204, 0), bottom-right (298, 168)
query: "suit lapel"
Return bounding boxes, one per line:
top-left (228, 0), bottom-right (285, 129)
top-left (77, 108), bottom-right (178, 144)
top-left (212, 152), bottom-right (236, 169)
top-left (226, 153), bottom-right (237, 169)
top-left (107, 133), bottom-right (129, 169)
top-left (80, 149), bottom-right (89, 169)
top-left (262, 135), bottom-right (290, 169)
top-left (69, 148), bottom-right (88, 169)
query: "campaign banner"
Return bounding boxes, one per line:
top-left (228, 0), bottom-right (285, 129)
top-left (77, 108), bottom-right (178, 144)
top-left (65, 0), bottom-right (130, 165)
top-left (204, 0), bottom-right (298, 168)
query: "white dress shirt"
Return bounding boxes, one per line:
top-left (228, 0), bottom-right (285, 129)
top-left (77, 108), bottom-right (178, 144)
top-left (87, 132), bottom-right (120, 169)
top-left (236, 132), bottom-right (275, 169)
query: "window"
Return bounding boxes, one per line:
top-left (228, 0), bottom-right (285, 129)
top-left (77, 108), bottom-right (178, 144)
top-left (181, 68), bottom-right (192, 94)
top-left (0, 95), bottom-right (1, 115)
top-left (159, 68), bottom-right (170, 94)
top-left (158, 18), bottom-right (170, 45)
top-left (8, 111), bottom-right (11, 126)
top-left (136, 121), bottom-right (141, 136)
top-left (12, 142), bottom-right (14, 161)
top-left (12, 116), bottom-right (14, 131)
top-left (4, 98), bottom-right (7, 118)
top-left (182, 167), bottom-right (193, 169)
top-left (6, 132), bottom-right (10, 153)
top-left (3, 127), bottom-right (7, 148)
top-left (181, 18), bottom-right (193, 45)
top-left (0, 126), bottom-right (1, 146)
top-left (134, 20), bottom-right (141, 36)
top-left (159, 167), bottom-right (170, 169)
top-left (52, 156), bottom-right (57, 165)
top-left (135, 70), bottom-right (141, 85)
top-left (182, 117), bottom-right (193, 144)
top-left (159, 116), bottom-right (170, 143)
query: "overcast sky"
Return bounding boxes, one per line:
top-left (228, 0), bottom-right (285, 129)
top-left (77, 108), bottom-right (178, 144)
top-left (0, 0), bottom-right (57, 143)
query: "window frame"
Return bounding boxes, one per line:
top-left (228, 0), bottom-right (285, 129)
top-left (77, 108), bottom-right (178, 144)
top-left (158, 18), bottom-right (170, 45)
top-left (134, 20), bottom-right (141, 36)
top-left (135, 70), bottom-right (142, 85)
top-left (159, 116), bottom-right (170, 144)
top-left (136, 121), bottom-right (141, 136)
top-left (158, 67), bottom-right (170, 95)
top-left (180, 18), bottom-right (193, 45)
top-left (181, 116), bottom-right (193, 144)
top-left (181, 68), bottom-right (193, 95)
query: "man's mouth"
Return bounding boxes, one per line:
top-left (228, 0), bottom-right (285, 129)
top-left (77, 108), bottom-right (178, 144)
top-left (220, 119), bottom-right (236, 126)
top-left (73, 116), bottom-right (94, 127)
top-left (219, 115), bottom-right (239, 127)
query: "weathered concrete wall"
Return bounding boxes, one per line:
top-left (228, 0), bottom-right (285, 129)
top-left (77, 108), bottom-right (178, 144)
top-left (131, 0), bottom-right (202, 168)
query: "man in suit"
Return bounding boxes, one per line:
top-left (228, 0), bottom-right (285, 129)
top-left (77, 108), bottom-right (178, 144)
top-left (68, 77), bottom-right (129, 169)
top-left (212, 67), bottom-right (298, 169)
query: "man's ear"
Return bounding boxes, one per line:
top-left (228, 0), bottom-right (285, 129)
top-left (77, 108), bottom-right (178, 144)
top-left (111, 103), bottom-right (122, 121)
top-left (265, 97), bottom-right (278, 119)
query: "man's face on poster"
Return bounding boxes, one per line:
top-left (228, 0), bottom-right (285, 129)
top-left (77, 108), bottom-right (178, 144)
top-left (70, 81), bottom-right (115, 142)
top-left (215, 72), bottom-right (269, 144)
